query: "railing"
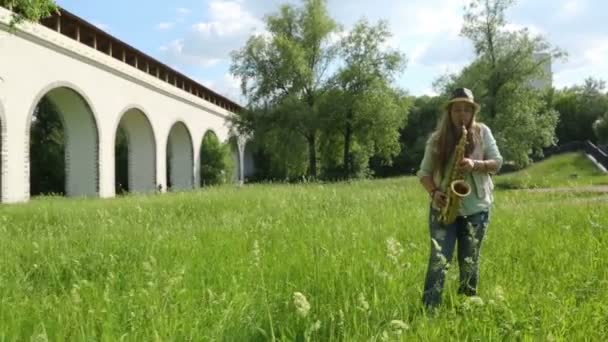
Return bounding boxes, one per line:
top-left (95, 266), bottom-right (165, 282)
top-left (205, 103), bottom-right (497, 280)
top-left (28, 7), bottom-right (242, 113)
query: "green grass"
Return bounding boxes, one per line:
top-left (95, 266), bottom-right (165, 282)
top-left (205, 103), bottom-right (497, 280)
top-left (0, 158), bottom-right (607, 340)
top-left (495, 152), bottom-right (608, 189)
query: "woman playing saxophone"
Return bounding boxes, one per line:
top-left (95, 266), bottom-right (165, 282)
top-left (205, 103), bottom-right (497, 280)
top-left (416, 87), bottom-right (503, 309)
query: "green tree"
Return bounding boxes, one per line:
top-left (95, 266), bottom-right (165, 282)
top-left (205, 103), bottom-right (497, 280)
top-left (221, 141), bottom-right (237, 184)
top-left (594, 112), bottom-right (608, 145)
top-left (230, 0), bottom-right (339, 179)
top-left (393, 95), bottom-right (446, 174)
top-left (554, 78), bottom-right (608, 144)
top-left (114, 127), bottom-right (129, 195)
top-left (437, 0), bottom-right (565, 167)
top-left (0, 0), bottom-right (58, 26)
top-left (30, 97), bottom-right (65, 196)
top-left (200, 131), bottom-right (228, 186)
top-left (324, 19), bottom-right (409, 178)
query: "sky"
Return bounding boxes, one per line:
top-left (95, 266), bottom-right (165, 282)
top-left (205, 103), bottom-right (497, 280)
top-left (55, 0), bottom-right (608, 105)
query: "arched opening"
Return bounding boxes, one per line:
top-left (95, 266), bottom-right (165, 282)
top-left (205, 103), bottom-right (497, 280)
top-left (243, 141), bottom-right (256, 182)
top-left (199, 130), bottom-right (229, 187)
top-left (114, 108), bottom-right (156, 195)
top-left (115, 127), bottom-right (129, 194)
top-left (166, 121), bottom-right (194, 191)
top-left (29, 87), bottom-right (99, 198)
top-left (227, 136), bottom-right (255, 184)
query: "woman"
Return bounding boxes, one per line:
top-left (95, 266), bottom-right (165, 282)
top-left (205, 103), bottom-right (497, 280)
top-left (417, 87), bottom-right (503, 309)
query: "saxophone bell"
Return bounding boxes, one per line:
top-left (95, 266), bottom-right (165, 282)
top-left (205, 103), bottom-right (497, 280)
top-left (450, 179), bottom-right (471, 198)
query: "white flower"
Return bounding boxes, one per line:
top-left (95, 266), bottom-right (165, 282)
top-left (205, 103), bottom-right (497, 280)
top-left (390, 319), bottom-right (410, 331)
top-left (494, 286), bottom-right (505, 301)
top-left (252, 240), bottom-right (261, 267)
top-left (386, 237), bottom-right (404, 265)
top-left (465, 296), bottom-right (484, 307)
top-left (357, 292), bottom-right (370, 312)
top-left (293, 292), bottom-right (310, 318)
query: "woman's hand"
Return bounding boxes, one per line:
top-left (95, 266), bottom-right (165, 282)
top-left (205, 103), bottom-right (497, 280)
top-left (458, 158), bottom-right (475, 172)
top-left (432, 190), bottom-right (448, 208)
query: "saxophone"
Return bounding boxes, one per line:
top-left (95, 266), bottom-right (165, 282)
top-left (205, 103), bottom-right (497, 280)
top-left (438, 124), bottom-right (472, 225)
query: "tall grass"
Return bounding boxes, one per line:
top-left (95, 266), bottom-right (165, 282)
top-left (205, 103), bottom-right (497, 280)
top-left (0, 160), bottom-right (607, 340)
top-left (495, 152), bottom-right (608, 189)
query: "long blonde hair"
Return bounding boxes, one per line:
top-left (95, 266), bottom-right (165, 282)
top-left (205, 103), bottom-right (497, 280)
top-left (431, 103), bottom-right (482, 177)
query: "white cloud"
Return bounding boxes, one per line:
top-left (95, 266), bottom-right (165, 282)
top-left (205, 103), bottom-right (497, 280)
top-left (161, 0), bottom-right (264, 67)
top-left (198, 74), bottom-right (244, 105)
top-left (554, 38), bottom-right (608, 88)
top-left (176, 7), bottom-right (192, 16)
top-left (157, 0), bottom-right (608, 96)
top-left (583, 39), bottom-right (608, 65)
top-left (557, 0), bottom-right (587, 20)
top-left (157, 22), bottom-right (174, 30)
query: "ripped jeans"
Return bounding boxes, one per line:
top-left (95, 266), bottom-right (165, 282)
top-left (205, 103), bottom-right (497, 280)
top-left (422, 206), bottom-right (490, 308)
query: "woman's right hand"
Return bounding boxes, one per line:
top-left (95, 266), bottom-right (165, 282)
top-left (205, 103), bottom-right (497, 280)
top-left (432, 190), bottom-right (448, 208)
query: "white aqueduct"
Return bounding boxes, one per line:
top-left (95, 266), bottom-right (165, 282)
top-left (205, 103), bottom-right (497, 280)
top-left (0, 7), bottom-right (255, 203)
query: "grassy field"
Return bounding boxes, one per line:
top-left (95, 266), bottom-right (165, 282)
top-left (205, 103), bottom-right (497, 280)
top-left (1, 154), bottom-right (607, 341)
top-left (495, 152), bottom-right (608, 189)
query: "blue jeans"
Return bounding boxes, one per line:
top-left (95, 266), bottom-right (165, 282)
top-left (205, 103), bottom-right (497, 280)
top-left (422, 206), bottom-right (490, 308)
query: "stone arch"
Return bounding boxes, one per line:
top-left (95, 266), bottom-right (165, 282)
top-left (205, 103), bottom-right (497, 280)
top-left (114, 106), bottom-right (157, 194)
top-left (166, 121), bottom-right (194, 191)
top-left (26, 83), bottom-right (100, 198)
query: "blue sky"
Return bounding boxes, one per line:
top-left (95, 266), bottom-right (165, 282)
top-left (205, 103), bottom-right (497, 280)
top-left (56, 0), bottom-right (608, 105)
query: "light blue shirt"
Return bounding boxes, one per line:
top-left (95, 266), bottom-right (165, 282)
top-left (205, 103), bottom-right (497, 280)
top-left (417, 123), bottom-right (503, 216)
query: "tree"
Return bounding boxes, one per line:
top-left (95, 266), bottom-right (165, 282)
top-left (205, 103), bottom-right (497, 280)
top-left (200, 131), bottom-right (228, 186)
top-left (594, 112), bottom-right (608, 145)
top-left (437, 0), bottom-right (565, 167)
top-left (324, 19), bottom-right (409, 179)
top-left (554, 78), bottom-right (608, 144)
top-left (30, 97), bottom-right (65, 196)
top-left (114, 127), bottom-right (129, 195)
top-left (0, 0), bottom-right (58, 26)
top-left (392, 95), bottom-right (446, 175)
top-left (230, 0), bottom-right (339, 178)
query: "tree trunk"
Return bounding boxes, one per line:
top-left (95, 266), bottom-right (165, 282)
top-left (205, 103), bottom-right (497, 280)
top-left (307, 133), bottom-right (317, 179)
top-left (343, 113), bottom-right (353, 179)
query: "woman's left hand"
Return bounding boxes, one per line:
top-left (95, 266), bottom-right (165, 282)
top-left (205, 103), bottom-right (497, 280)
top-left (458, 158), bottom-right (475, 172)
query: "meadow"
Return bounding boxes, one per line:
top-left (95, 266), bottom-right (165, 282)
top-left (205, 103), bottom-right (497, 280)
top-left (0, 152), bottom-right (607, 341)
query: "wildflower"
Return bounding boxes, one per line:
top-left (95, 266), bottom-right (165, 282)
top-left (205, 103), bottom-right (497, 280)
top-left (71, 284), bottom-right (81, 304)
top-left (390, 320), bottom-right (410, 332)
top-left (494, 285), bottom-right (505, 301)
top-left (464, 296), bottom-right (484, 308)
top-left (293, 292), bottom-right (310, 318)
top-left (386, 237), bottom-right (404, 265)
top-left (252, 240), bottom-right (261, 267)
top-left (357, 292), bottom-right (370, 312)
